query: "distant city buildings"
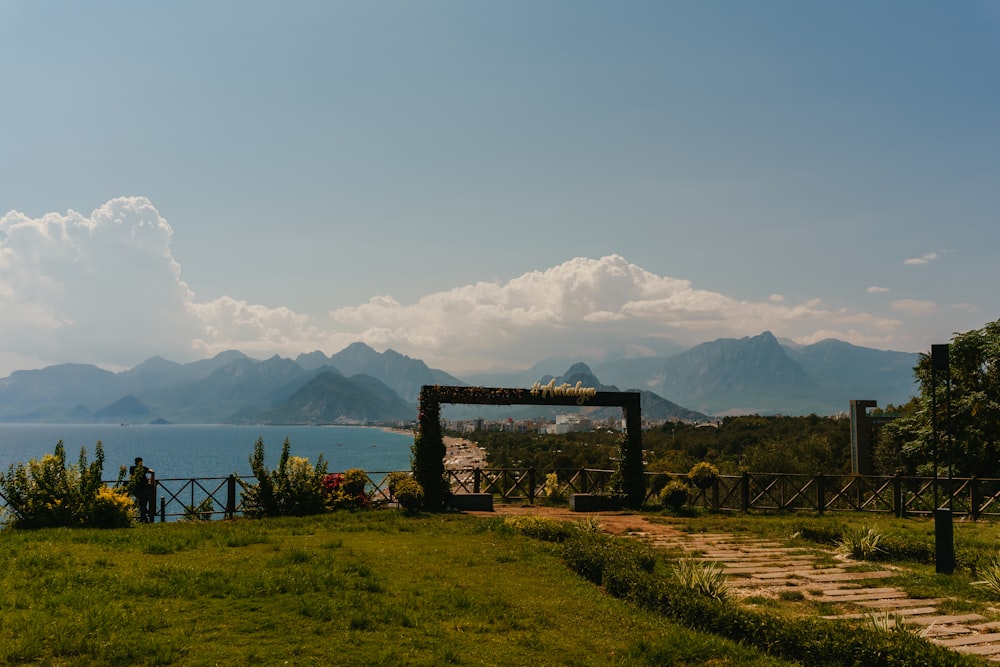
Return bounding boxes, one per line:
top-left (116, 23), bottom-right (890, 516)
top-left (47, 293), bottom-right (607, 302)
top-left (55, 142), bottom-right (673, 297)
top-left (442, 414), bottom-right (691, 434)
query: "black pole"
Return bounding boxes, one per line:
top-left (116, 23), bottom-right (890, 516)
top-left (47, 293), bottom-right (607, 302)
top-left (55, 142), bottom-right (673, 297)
top-left (932, 343), bottom-right (954, 574)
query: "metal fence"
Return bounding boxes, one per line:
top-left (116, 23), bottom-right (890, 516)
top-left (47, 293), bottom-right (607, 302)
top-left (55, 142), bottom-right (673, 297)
top-left (3, 469), bottom-right (1000, 521)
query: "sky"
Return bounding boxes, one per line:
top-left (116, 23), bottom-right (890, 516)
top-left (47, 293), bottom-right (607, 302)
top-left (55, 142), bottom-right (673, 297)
top-left (1, 1), bottom-right (999, 379)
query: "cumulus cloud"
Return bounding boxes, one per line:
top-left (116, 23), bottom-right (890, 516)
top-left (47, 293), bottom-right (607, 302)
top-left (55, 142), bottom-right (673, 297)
top-left (0, 197), bottom-right (202, 367)
top-left (331, 255), bottom-right (904, 372)
top-left (0, 198), bottom-right (917, 377)
top-left (867, 286), bottom-right (890, 294)
top-left (0, 197), bottom-right (332, 372)
top-left (904, 252), bottom-right (939, 266)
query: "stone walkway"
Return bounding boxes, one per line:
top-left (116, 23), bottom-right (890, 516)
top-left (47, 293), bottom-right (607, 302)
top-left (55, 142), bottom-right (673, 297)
top-left (480, 506), bottom-right (1000, 662)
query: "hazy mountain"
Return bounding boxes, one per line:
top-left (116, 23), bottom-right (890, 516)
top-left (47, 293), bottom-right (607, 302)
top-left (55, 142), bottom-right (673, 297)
top-left (140, 355), bottom-right (316, 423)
top-left (631, 332), bottom-right (917, 415)
top-left (0, 333), bottom-right (919, 421)
top-left (299, 343), bottom-right (463, 403)
top-left (549, 362), bottom-right (711, 422)
top-left (118, 351), bottom-right (250, 392)
top-left (0, 363), bottom-right (121, 421)
top-left (93, 395), bottom-right (152, 423)
top-left (247, 372), bottom-right (414, 424)
top-left (785, 338), bottom-right (918, 403)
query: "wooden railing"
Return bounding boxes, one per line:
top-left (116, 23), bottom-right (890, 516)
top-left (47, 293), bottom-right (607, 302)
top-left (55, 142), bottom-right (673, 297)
top-left (683, 473), bottom-right (1000, 519)
top-left (3, 469), bottom-right (1000, 521)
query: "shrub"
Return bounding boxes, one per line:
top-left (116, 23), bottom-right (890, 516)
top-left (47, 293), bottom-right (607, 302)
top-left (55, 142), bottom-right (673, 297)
top-left (647, 472), bottom-right (671, 498)
top-left (240, 438), bottom-right (329, 517)
top-left (658, 479), bottom-right (690, 510)
top-left (687, 462), bottom-right (719, 490)
top-left (386, 472), bottom-right (424, 512)
top-left (541, 472), bottom-right (567, 504)
top-left (561, 531), bottom-right (656, 586)
top-left (0, 441), bottom-right (133, 529)
top-left (324, 468), bottom-right (371, 510)
top-left (672, 559), bottom-right (729, 600)
top-left (503, 515), bottom-right (576, 542)
top-left (182, 498), bottom-right (214, 522)
top-left (972, 555), bottom-right (1000, 598)
top-left (836, 524), bottom-right (885, 561)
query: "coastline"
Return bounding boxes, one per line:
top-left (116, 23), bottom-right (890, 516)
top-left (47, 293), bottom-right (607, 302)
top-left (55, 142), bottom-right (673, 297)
top-left (382, 427), bottom-right (488, 469)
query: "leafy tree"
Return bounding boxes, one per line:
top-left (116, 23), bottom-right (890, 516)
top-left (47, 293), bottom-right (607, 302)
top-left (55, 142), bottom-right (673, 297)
top-left (877, 320), bottom-right (1000, 477)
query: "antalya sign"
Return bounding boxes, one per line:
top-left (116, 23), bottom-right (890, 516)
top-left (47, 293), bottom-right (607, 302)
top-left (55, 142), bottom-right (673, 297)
top-left (529, 379), bottom-right (598, 405)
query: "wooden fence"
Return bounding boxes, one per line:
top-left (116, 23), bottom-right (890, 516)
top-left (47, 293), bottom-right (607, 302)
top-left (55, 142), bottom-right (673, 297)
top-left (3, 469), bottom-right (1000, 521)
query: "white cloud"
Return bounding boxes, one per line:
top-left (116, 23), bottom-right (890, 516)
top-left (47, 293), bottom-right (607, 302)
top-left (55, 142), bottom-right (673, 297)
top-left (890, 299), bottom-right (937, 315)
top-left (0, 197), bottom-right (335, 372)
top-left (904, 252), bottom-right (939, 266)
top-left (867, 286), bottom-right (890, 294)
top-left (331, 254), bottom-right (905, 372)
top-left (0, 197), bottom-right (204, 368)
top-left (0, 198), bottom-right (923, 378)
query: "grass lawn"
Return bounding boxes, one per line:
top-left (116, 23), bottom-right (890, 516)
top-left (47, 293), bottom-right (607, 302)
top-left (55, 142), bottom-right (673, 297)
top-left (0, 510), bottom-right (795, 666)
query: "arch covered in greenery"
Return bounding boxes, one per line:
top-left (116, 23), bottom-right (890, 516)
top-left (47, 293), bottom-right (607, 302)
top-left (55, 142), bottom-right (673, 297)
top-left (413, 384), bottom-right (644, 510)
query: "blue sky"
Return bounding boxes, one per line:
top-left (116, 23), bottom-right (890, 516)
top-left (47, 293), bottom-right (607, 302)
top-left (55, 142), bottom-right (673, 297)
top-left (1, 1), bottom-right (998, 378)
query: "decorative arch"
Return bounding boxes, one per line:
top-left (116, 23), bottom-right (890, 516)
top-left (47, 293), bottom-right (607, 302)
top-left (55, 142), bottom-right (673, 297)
top-left (413, 384), bottom-right (644, 510)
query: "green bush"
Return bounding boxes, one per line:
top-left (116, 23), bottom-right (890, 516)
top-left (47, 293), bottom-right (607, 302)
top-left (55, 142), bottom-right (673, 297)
top-left (182, 498), bottom-right (214, 521)
top-left (324, 468), bottom-right (371, 510)
top-left (836, 524), bottom-right (885, 561)
top-left (972, 555), bottom-right (1000, 598)
top-left (240, 438), bottom-right (329, 517)
top-left (561, 531), bottom-right (656, 586)
top-left (647, 472), bottom-right (671, 498)
top-left (386, 472), bottom-right (424, 512)
top-left (541, 472), bottom-right (567, 504)
top-left (672, 559), bottom-right (729, 600)
top-left (0, 441), bottom-right (133, 529)
top-left (687, 462), bottom-right (720, 489)
top-left (502, 515), bottom-right (576, 542)
top-left (659, 479), bottom-right (690, 510)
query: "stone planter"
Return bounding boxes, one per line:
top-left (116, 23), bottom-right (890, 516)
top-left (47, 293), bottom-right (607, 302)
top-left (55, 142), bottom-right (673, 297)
top-left (570, 494), bottom-right (623, 512)
top-left (449, 493), bottom-right (493, 511)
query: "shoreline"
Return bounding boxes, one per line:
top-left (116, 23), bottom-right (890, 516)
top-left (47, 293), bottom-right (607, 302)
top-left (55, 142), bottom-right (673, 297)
top-left (382, 427), bottom-right (488, 470)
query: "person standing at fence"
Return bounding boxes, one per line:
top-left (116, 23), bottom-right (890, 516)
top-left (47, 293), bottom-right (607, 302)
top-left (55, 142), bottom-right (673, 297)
top-left (129, 457), bottom-right (156, 523)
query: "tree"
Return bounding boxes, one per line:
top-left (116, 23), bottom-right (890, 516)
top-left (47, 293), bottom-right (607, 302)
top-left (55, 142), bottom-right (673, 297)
top-left (877, 320), bottom-right (1000, 478)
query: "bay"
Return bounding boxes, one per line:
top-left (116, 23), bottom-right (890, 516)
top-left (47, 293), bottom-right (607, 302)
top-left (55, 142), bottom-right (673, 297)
top-left (0, 424), bottom-right (414, 480)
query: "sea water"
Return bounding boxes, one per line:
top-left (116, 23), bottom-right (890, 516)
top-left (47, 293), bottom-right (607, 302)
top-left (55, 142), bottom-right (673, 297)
top-left (0, 424), bottom-right (414, 479)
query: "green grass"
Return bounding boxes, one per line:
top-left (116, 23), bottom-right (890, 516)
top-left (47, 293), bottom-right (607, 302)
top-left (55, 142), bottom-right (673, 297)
top-left (0, 511), bottom-right (795, 666)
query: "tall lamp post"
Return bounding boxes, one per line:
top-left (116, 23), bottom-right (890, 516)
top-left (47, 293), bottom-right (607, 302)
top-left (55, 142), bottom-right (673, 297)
top-left (932, 343), bottom-right (954, 575)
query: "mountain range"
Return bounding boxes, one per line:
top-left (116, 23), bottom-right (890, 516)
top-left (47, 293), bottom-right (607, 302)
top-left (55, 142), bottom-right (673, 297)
top-left (0, 333), bottom-right (919, 424)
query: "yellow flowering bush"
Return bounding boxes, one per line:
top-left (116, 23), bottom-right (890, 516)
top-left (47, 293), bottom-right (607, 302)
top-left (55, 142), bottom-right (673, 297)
top-left (0, 441), bottom-right (133, 529)
top-left (90, 485), bottom-right (135, 528)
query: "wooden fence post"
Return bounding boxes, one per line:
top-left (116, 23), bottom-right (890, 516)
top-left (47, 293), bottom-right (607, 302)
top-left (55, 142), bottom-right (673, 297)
top-left (971, 477), bottom-right (981, 521)
top-left (227, 475), bottom-right (237, 519)
top-left (712, 477), bottom-right (720, 510)
top-left (473, 468), bottom-right (481, 494)
top-left (741, 472), bottom-right (750, 513)
top-left (816, 473), bottom-right (826, 514)
top-left (528, 467), bottom-right (536, 504)
top-left (892, 472), bottom-right (906, 519)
